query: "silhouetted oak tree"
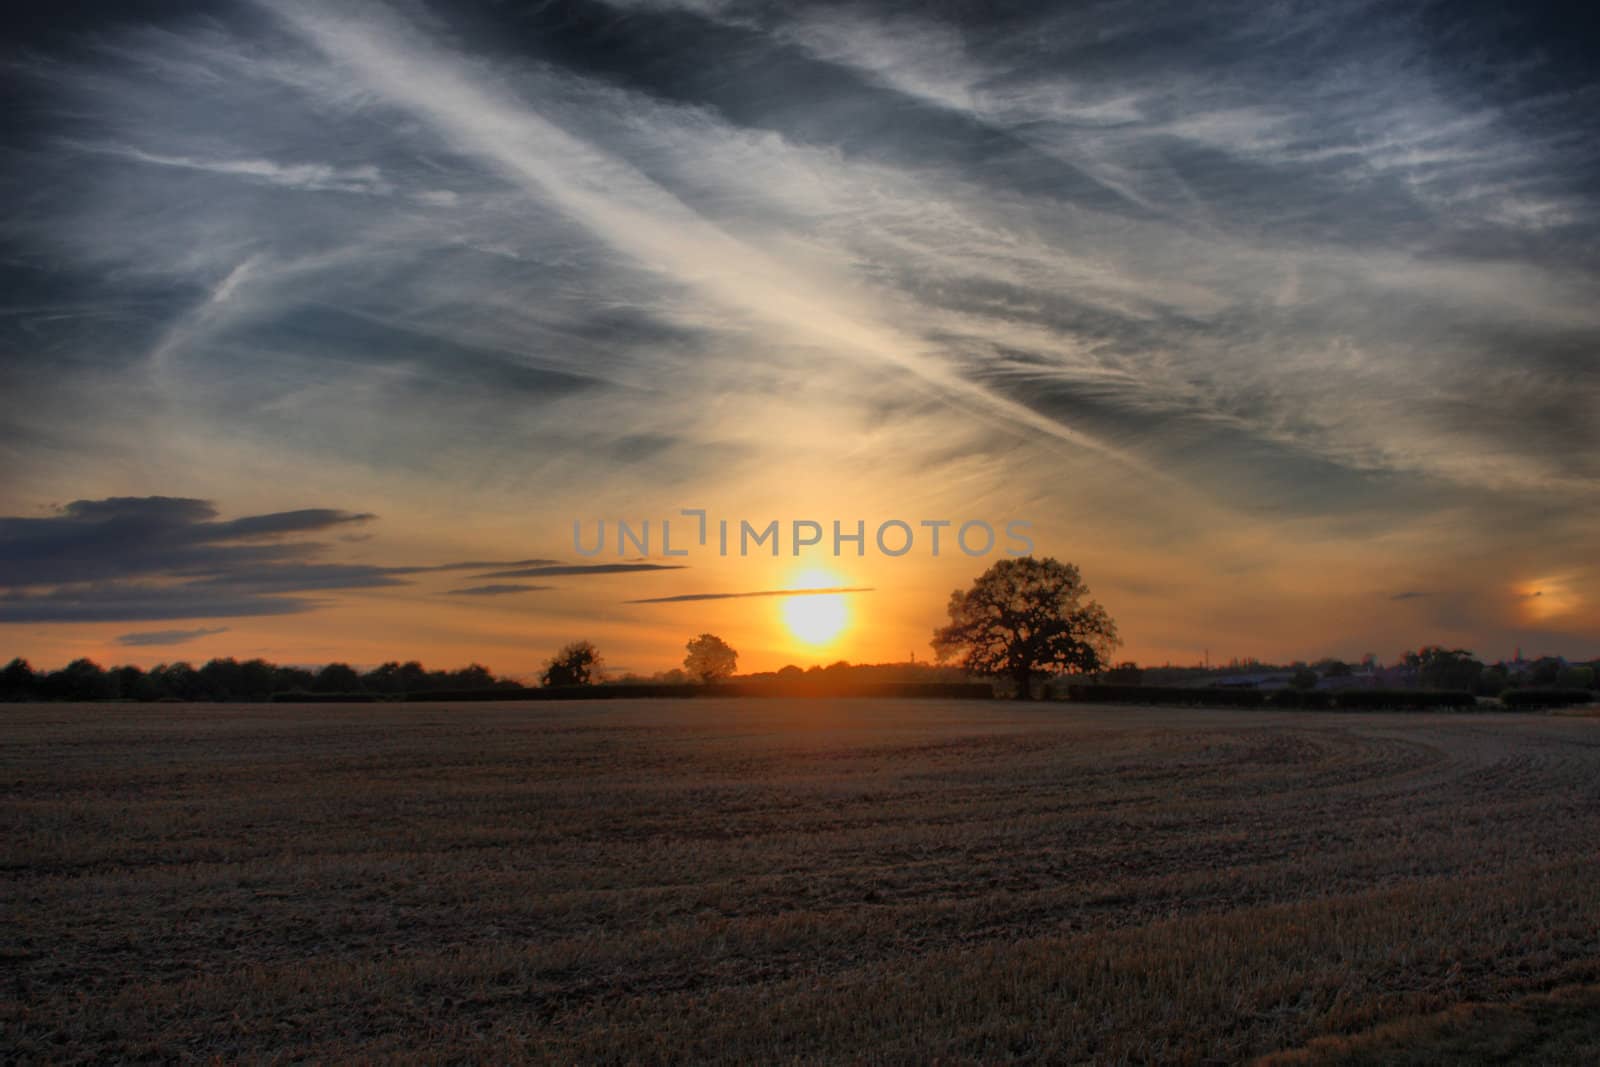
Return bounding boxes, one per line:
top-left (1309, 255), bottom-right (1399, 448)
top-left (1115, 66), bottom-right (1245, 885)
top-left (683, 633), bottom-right (738, 685)
top-left (932, 557), bottom-right (1119, 700)
top-left (1403, 646), bottom-right (1484, 691)
top-left (541, 640), bottom-right (602, 687)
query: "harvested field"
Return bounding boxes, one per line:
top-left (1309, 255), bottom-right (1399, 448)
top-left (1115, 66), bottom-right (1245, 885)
top-left (3, 699), bottom-right (1599, 1063)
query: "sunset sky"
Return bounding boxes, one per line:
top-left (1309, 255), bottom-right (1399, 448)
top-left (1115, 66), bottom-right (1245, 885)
top-left (2, 0), bottom-right (1597, 677)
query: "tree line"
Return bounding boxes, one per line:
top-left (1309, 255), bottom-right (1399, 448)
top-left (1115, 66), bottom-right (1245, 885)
top-left (0, 559), bottom-right (1143, 704)
top-left (0, 656), bottom-right (518, 703)
top-left (6, 558), bottom-right (1591, 704)
top-left (0, 632), bottom-right (746, 703)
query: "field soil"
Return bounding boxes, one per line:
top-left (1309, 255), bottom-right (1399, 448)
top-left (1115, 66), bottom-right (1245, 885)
top-left (4, 699), bottom-right (1599, 1063)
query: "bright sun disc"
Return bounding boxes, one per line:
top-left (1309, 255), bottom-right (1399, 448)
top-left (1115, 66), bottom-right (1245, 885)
top-left (780, 569), bottom-right (851, 646)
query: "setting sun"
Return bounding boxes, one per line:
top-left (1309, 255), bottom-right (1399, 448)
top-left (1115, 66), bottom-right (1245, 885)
top-left (1515, 576), bottom-right (1581, 624)
top-left (779, 569), bottom-right (852, 647)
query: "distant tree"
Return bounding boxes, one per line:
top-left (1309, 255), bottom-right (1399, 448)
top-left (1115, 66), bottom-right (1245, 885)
top-left (776, 665), bottom-right (804, 680)
top-left (0, 657), bottom-right (35, 701)
top-left (313, 662), bottom-right (363, 693)
top-left (235, 659), bottom-right (278, 700)
top-left (1289, 667), bottom-right (1319, 691)
top-left (1477, 664), bottom-right (1510, 696)
top-left (1557, 665), bottom-right (1595, 690)
top-left (541, 641), bottom-right (602, 687)
top-left (448, 663), bottom-right (496, 690)
top-left (34, 668), bottom-right (68, 701)
top-left (151, 662), bottom-right (199, 701)
top-left (1525, 657), bottom-right (1563, 687)
top-left (112, 664), bottom-right (146, 701)
top-left (274, 665), bottom-right (316, 693)
top-left (1317, 659), bottom-right (1354, 677)
top-left (397, 660), bottom-right (430, 693)
top-left (362, 661), bottom-right (405, 694)
top-left (50, 658), bottom-right (114, 701)
top-left (1404, 647), bottom-right (1484, 691)
top-left (684, 633), bottom-right (739, 685)
top-left (198, 657), bottom-right (244, 700)
top-left (932, 557), bottom-right (1119, 700)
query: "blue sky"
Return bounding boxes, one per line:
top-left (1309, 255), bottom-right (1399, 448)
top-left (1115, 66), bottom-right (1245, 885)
top-left (1, 0), bottom-right (1596, 673)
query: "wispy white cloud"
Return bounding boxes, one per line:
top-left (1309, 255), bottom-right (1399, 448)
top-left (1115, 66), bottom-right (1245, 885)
top-left (258, 0), bottom-right (1159, 475)
top-left (71, 141), bottom-right (396, 194)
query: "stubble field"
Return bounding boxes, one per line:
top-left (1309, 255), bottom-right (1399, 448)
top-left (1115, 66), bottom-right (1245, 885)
top-left (4, 698), bottom-right (1600, 1063)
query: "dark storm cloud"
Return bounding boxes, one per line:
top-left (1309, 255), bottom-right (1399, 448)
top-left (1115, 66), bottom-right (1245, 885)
top-left (0, 586), bottom-right (317, 624)
top-left (0, 497), bottom-right (374, 587)
top-left (625, 586), bottom-right (872, 604)
top-left (184, 564), bottom-right (415, 593)
top-left (209, 508), bottom-right (379, 539)
top-left (0, 492), bottom-right (684, 622)
top-left (0, 496), bottom-right (392, 622)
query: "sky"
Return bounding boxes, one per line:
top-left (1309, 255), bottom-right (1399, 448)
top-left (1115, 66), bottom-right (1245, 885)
top-left (1, 0), bottom-right (1597, 678)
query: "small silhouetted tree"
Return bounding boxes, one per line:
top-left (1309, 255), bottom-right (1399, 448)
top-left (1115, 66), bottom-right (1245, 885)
top-left (237, 658), bottom-right (278, 700)
top-left (397, 660), bottom-right (429, 693)
top-left (449, 663), bottom-right (496, 690)
top-left (0, 657), bottom-right (35, 701)
top-left (313, 662), bottom-right (362, 693)
top-left (198, 658), bottom-right (243, 700)
top-left (275, 665), bottom-right (316, 693)
top-left (541, 641), bottom-right (602, 687)
top-left (1404, 647), bottom-right (1483, 691)
top-left (1526, 657), bottom-right (1563, 687)
top-left (362, 661), bottom-right (405, 694)
top-left (1557, 665), bottom-right (1595, 690)
top-left (151, 662), bottom-right (199, 700)
top-left (684, 633), bottom-right (738, 685)
top-left (46, 659), bottom-right (114, 701)
top-left (1290, 667), bottom-right (1318, 691)
top-left (932, 557), bottom-right (1120, 700)
top-left (112, 664), bottom-right (146, 701)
